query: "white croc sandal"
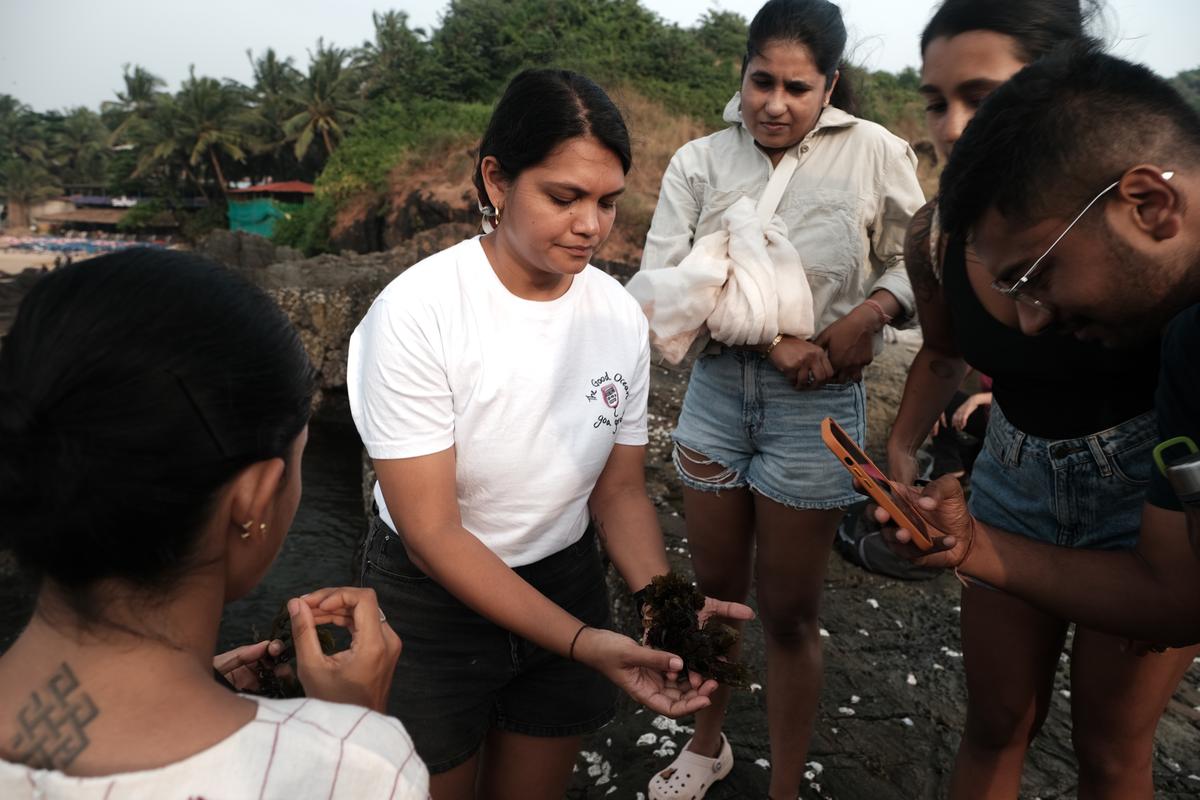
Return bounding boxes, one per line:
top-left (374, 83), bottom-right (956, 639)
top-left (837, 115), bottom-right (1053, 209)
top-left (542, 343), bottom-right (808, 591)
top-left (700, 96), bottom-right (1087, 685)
top-left (648, 733), bottom-right (733, 800)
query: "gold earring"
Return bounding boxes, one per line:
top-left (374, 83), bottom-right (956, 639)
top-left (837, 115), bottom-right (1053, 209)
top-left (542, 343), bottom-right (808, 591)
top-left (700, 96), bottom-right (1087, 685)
top-left (495, 205), bottom-right (503, 225)
top-left (240, 521), bottom-right (253, 540)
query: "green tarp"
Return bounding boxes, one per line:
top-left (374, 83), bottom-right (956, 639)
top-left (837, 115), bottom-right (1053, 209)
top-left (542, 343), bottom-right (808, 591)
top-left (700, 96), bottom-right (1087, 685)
top-left (227, 198), bottom-right (285, 237)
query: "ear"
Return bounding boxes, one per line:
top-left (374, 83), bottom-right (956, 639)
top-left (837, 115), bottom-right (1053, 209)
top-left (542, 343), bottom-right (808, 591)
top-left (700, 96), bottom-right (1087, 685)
top-left (479, 155), bottom-right (510, 215)
top-left (225, 457), bottom-right (287, 544)
top-left (1116, 165), bottom-right (1182, 241)
top-left (824, 69), bottom-right (840, 107)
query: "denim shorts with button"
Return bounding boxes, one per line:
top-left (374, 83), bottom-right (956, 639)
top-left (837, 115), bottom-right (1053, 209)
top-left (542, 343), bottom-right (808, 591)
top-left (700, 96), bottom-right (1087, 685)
top-left (358, 517), bottom-right (616, 773)
top-left (968, 402), bottom-right (1156, 550)
top-left (672, 348), bottom-right (866, 510)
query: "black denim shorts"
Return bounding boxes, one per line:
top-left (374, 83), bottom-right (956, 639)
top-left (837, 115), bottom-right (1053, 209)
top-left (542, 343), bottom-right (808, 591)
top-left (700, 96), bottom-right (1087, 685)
top-left (358, 516), bottom-right (617, 774)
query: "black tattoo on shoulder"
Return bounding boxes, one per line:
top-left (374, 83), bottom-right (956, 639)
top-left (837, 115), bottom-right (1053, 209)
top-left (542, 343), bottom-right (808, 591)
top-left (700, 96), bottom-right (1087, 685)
top-left (11, 662), bottom-right (99, 770)
top-left (905, 202), bottom-right (941, 306)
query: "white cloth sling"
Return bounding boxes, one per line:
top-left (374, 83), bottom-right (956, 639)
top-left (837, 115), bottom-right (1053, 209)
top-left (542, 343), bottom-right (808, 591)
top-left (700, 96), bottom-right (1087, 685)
top-left (627, 147), bottom-right (816, 364)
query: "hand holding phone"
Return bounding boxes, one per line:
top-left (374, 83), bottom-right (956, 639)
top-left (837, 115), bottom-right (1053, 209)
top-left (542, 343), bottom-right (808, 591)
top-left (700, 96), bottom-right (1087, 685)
top-left (821, 417), bottom-right (940, 551)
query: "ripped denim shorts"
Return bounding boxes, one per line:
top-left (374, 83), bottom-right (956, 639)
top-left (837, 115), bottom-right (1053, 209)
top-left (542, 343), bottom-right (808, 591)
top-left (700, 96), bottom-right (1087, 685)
top-left (672, 348), bottom-right (866, 510)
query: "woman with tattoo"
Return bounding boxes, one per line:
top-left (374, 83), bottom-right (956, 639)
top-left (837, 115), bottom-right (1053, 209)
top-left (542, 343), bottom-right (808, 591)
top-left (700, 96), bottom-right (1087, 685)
top-left (636, 2), bottom-right (924, 797)
top-left (887, 2), bottom-right (1198, 797)
top-left (0, 250), bottom-right (428, 798)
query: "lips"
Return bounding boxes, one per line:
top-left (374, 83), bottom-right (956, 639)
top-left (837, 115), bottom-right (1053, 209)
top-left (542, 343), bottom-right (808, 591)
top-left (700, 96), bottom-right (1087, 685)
top-left (558, 245), bottom-right (593, 258)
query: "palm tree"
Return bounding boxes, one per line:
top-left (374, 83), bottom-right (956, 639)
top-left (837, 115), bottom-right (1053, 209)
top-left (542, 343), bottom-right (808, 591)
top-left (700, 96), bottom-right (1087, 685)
top-left (51, 107), bottom-right (111, 186)
top-left (1, 158), bottom-right (61, 230)
top-left (0, 95), bottom-right (49, 164)
top-left (356, 10), bottom-right (433, 100)
top-left (103, 64), bottom-right (166, 144)
top-left (244, 48), bottom-right (301, 175)
top-left (285, 40), bottom-right (363, 161)
top-left (133, 68), bottom-right (254, 199)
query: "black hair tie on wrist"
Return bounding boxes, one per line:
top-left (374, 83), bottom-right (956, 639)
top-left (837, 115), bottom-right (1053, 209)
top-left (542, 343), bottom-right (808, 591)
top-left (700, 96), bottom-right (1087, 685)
top-left (569, 623), bottom-right (590, 661)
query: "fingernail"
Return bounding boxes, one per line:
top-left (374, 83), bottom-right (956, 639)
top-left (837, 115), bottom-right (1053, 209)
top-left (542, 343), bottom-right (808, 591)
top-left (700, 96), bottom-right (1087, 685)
top-left (287, 598), bottom-right (299, 616)
top-left (669, 657), bottom-right (683, 671)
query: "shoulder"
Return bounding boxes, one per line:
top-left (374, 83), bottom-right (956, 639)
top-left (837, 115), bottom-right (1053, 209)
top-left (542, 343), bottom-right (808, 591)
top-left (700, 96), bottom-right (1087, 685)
top-left (583, 267), bottom-right (648, 326)
top-left (667, 127), bottom-right (748, 175)
top-left (253, 697), bottom-right (423, 774)
top-left (375, 237), bottom-right (480, 304)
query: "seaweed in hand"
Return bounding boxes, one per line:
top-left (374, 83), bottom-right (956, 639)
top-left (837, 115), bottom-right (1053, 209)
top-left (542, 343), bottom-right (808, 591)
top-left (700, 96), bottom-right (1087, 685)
top-left (248, 601), bottom-right (337, 699)
top-left (640, 572), bottom-right (752, 688)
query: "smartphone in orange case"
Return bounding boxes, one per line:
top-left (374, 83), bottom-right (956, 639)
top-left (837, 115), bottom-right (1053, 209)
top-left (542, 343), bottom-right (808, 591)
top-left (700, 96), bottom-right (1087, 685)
top-left (821, 417), bottom-right (938, 551)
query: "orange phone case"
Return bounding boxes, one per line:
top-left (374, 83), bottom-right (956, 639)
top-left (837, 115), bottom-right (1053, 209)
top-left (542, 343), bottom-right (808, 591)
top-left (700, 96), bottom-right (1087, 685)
top-left (820, 417), bottom-right (937, 551)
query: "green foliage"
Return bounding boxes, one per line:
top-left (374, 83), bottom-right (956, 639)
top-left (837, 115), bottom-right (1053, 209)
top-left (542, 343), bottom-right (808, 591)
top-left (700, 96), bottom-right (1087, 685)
top-left (179, 203), bottom-right (229, 243)
top-left (316, 98), bottom-right (491, 201)
top-left (272, 195), bottom-right (334, 255)
top-left (1170, 68), bottom-right (1200, 114)
top-left (850, 66), bottom-right (926, 141)
top-left (115, 198), bottom-right (167, 231)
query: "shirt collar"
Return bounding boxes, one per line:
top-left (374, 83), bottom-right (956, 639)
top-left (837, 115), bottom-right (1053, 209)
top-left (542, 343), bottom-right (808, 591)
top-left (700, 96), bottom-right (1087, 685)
top-left (721, 91), bottom-right (858, 133)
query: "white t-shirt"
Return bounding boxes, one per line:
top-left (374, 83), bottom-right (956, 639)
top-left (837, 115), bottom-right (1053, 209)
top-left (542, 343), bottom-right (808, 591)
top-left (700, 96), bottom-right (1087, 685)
top-left (348, 237), bottom-right (650, 567)
top-left (0, 696), bottom-right (429, 799)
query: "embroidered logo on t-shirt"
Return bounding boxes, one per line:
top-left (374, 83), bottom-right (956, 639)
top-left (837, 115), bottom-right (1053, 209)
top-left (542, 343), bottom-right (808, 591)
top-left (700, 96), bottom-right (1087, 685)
top-left (586, 371), bottom-right (631, 434)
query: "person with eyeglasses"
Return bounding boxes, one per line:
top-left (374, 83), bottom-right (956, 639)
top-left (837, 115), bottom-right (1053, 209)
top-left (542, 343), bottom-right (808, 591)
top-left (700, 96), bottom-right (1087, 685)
top-left (883, 3), bottom-right (1197, 798)
top-left (878, 42), bottom-right (1200, 794)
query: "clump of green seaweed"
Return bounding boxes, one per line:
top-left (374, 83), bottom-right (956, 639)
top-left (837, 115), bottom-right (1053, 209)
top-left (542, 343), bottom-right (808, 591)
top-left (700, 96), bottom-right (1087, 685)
top-left (640, 572), bottom-right (752, 688)
top-left (247, 601), bottom-right (338, 699)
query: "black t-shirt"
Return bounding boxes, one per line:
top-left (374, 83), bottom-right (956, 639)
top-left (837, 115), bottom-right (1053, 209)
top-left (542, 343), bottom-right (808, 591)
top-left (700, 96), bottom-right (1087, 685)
top-left (1147, 304), bottom-right (1200, 511)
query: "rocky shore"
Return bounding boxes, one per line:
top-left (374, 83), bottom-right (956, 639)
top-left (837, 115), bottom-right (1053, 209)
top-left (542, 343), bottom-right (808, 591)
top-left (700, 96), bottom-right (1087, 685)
top-left (2, 233), bottom-right (1197, 797)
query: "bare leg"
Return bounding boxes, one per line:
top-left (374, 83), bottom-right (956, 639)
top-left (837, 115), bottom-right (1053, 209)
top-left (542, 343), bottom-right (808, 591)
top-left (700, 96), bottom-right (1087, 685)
top-left (950, 585), bottom-right (1067, 800)
top-left (677, 469), bottom-right (756, 761)
top-left (752, 498), bottom-right (843, 800)
top-left (430, 751), bottom-right (480, 800)
top-left (475, 730), bottom-right (582, 800)
top-left (1070, 632), bottom-right (1200, 800)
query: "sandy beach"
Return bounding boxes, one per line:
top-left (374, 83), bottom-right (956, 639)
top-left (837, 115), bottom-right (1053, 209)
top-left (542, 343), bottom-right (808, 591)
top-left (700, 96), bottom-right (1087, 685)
top-left (0, 251), bottom-right (57, 275)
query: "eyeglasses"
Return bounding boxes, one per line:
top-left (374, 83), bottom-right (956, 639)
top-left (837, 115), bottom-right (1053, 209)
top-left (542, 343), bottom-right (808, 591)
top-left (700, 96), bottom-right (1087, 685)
top-left (991, 170), bottom-right (1175, 310)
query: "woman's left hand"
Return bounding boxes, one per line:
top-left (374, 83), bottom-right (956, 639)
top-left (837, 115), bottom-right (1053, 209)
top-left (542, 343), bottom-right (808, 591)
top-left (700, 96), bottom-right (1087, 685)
top-left (813, 305), bottom-right (883, 383)
top-left (213, 640), bottom-right (286, 691)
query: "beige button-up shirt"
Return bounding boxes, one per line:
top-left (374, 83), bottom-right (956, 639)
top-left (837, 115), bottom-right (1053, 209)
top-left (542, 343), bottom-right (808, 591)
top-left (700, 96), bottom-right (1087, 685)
top-left (640, 95), bottom-right (924, 343)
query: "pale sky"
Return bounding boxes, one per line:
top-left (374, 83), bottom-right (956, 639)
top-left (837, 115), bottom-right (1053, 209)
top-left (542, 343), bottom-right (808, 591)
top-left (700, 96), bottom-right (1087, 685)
top-left (1, 0), bottom-right (1196, 112)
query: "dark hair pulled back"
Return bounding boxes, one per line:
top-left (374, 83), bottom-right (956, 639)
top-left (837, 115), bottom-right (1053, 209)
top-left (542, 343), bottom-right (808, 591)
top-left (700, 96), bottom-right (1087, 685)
top-left (473, 69), bottom-right (631, 211)
top-left (745, 0), bottom-right (857, 114)
top-left (0, 248), bottom-right (316, 599)
top-left (920, 0), bottom-right (1101, 62)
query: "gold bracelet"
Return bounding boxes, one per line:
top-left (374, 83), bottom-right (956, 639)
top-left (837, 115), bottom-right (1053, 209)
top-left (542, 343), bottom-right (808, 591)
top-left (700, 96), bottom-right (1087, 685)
top-left (765, 333), bottom-right (784, 355)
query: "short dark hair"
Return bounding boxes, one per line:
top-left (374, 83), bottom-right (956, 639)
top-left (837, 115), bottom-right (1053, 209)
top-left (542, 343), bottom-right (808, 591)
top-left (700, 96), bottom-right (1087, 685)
top-left (0, 248), bottom-right (316, 605)
top-left (920, 0), bottom-right (1099, 62)
top-left (938, 43), bottom-right (1200, 238)
top-left (473, 69), bottom-right (631, 209)
top-left (745, 0), bottom-right (856, 114)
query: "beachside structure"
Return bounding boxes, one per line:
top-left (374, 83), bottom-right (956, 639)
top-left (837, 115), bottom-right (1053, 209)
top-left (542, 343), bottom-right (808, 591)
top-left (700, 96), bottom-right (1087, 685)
top-left (227, 181), bottom-right (314, 238)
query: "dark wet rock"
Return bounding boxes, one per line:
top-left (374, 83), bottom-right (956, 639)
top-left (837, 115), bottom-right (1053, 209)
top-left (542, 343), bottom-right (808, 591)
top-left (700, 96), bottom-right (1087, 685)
top-left (196, 229), bottom-right (302, 270)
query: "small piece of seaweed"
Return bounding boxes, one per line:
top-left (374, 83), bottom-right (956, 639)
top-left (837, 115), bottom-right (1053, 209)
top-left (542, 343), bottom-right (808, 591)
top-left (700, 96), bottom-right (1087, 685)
top-left (247, 601), bottom-right (337, 699)
top-left (641, 573), bottom-right (752, 688)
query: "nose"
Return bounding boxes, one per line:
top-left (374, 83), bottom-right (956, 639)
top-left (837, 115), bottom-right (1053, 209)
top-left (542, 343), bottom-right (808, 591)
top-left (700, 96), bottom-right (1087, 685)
top-left (764, 88), bottom-right (787, 117)
top-left (940, 103), bottom-right (972, 154)
top-left (573, 202), bottom-right (600, 237)
top-left (1015, 302), bottom-right (1054, 336)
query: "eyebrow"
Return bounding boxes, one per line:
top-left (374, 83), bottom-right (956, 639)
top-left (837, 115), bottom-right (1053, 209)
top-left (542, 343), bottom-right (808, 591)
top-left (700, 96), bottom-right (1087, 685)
top-left (749, 70), bottom-right (813, 91)
top-left (918, 77), bottom-right (1006, 96)
top-left (543, 181), bottom-right (626, 198)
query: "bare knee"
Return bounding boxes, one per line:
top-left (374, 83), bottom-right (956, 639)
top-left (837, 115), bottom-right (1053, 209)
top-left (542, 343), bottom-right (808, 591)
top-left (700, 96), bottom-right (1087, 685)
top-left (963, 695), bottom-right (1049, 752)
top-left (759, 605), bottom-right (823, 648)
top-left (674, 444), bottom-right (741, 488)
top-left (1073, 730), bottom-right (1153, 785)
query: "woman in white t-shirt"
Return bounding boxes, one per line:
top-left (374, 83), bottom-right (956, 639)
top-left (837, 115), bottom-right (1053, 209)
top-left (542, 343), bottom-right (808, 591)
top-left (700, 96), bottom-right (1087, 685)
top-left (0, 249), bottom-right (428, 799)
top-left (349, 69), bottom-right (752, 800)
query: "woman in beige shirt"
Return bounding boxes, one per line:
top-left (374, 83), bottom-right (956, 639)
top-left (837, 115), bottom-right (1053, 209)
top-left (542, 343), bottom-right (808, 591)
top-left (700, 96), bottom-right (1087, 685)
top-left (638, 1), bottom-right (923, 797)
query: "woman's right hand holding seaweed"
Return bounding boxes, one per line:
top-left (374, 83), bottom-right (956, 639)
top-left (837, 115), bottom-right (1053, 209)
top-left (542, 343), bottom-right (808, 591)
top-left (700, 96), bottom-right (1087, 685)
top-left (288, 587), bottom-right (402, 713)
top-left (767, 336), bottom-right (835, 390)
top-left (572, 627), bottom-right (718, 717)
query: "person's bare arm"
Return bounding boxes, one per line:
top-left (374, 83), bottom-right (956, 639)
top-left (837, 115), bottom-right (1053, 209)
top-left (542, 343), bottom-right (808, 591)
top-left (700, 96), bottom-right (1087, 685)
top-left (886, 202), bottom-right (968, 484)
top-left (880, 479), bottom-right (1200, 646)
top-left (589, 444), bottom-right (670, 591)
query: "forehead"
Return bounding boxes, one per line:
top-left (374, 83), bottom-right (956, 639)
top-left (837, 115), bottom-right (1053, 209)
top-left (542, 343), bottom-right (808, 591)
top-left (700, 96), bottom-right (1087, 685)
top-left (921, 31), bottom-right (1026, 90)
top-left (522, 135), bottom-right (625, 193)
top-left (746, 39), bottom-right (821, 80)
